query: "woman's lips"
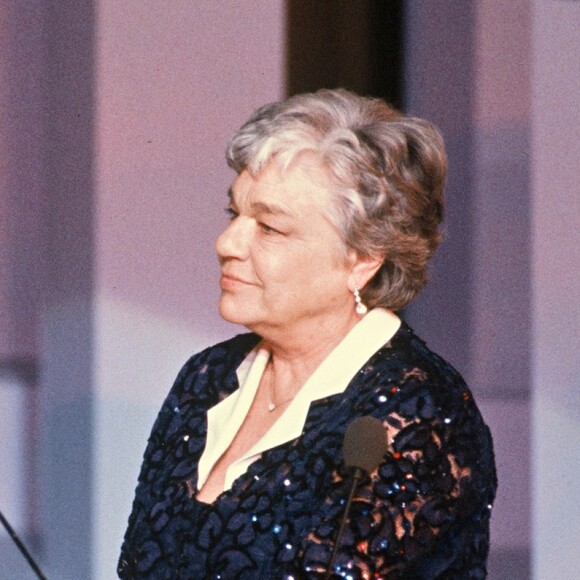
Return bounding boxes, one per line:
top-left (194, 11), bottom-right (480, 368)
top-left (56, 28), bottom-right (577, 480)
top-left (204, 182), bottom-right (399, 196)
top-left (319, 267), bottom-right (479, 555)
top-left (219, 273), bottom-right (253, 290)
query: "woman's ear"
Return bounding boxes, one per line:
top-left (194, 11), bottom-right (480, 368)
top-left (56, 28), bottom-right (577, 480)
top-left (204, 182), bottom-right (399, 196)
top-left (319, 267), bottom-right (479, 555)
top-left (348, 254), bottom-right (383, 292)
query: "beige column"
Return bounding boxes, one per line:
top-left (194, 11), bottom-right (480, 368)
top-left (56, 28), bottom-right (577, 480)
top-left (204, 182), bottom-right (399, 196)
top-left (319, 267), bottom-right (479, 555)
top-left (405, 1), bottom-right (532, 577)
top-left (531, 2), bottom-right (580, 578)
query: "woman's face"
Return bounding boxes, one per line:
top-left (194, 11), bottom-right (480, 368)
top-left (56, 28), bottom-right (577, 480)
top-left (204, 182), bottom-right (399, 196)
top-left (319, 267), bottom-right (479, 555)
top-left (216, 157), bottom-right (360, 340)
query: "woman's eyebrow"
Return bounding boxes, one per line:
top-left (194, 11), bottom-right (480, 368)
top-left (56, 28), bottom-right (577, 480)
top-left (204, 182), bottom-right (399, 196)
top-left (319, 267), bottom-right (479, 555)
top-left (227, 187), bottom-right (295, 218)
top-left (250, 201), bottom-right (296, 218)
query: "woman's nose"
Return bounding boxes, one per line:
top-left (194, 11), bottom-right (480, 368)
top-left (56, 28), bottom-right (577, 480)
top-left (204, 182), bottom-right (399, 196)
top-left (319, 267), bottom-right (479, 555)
top-left (216, 217), bottom-right (251, 261)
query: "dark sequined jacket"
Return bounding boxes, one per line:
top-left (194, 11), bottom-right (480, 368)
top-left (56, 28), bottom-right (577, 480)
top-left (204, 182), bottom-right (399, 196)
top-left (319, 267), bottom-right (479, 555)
top-left (118, 323), bottom-right (497, 579)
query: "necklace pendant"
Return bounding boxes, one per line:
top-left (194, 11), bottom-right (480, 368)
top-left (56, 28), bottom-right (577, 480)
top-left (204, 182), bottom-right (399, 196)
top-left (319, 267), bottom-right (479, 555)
top-left (268, 402), bottom-right (276, 412)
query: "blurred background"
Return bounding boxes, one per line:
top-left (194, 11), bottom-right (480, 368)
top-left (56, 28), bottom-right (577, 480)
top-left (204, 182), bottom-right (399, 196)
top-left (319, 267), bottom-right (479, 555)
top-left (1, 1), bottom-right (578, 578)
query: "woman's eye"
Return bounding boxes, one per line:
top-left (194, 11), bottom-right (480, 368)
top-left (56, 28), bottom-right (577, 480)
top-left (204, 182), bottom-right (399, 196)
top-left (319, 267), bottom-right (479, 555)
top-left (259, 222), bottom-right (282, 235)
top-left (224, 207), bottom-right (238, 220)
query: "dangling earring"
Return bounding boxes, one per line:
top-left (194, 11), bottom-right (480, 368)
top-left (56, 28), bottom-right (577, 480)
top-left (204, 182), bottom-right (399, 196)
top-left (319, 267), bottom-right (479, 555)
top-left (353, 284), bottom-right (368, 315)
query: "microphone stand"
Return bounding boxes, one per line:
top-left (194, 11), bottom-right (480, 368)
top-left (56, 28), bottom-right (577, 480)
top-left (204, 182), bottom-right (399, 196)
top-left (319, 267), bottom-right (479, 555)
top-left (0, 510), bottom-right (47, 580)
top-left (324, 467), bottom-right (363, 580)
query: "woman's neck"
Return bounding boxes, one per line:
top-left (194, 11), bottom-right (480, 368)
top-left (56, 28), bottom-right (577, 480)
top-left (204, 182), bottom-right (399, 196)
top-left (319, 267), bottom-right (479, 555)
top-left (259, 309), bottom-right (364, 395)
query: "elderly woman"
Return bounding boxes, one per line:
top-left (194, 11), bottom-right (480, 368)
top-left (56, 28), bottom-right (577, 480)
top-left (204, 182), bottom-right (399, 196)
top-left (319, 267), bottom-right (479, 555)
top-left (118, 89), bottom-right (496, 579)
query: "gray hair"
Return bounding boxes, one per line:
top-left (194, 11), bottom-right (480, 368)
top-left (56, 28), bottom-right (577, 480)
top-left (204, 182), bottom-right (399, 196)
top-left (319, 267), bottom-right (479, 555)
top-left (226, 89), bottom-right (447, 311)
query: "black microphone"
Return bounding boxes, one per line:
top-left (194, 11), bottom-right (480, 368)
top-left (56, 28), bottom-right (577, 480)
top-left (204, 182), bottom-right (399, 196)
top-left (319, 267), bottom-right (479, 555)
top-left (0, 510), bottom-right (47, 580)
top-left (324, 416), bottom-right (387, 579)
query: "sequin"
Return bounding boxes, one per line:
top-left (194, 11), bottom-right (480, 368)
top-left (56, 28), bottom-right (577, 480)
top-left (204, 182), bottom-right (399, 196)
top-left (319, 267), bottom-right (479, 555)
top-left (119, 323), bottom-right (496, 579)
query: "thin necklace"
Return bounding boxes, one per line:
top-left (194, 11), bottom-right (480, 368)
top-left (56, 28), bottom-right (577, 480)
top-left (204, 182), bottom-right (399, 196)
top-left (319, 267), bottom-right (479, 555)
top-left (266, 362), bottom-right (296, 412)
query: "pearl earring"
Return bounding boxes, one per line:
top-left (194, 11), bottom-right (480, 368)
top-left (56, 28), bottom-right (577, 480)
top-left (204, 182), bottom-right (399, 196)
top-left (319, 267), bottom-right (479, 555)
top-left (353, 284), bottom-right (368, 315)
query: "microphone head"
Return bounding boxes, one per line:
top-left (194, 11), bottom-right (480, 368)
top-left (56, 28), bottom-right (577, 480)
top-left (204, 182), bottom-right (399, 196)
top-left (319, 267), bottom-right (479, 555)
top-left (343, 416), bottom-right (387, 473)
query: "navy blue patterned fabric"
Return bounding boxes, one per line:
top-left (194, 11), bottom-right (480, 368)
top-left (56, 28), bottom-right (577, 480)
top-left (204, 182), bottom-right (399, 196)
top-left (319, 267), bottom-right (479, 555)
top-left (118, 323), bottom-right (496, 579)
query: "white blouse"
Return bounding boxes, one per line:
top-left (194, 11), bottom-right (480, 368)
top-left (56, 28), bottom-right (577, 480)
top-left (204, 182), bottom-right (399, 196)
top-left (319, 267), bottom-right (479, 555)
top-left (197, 308), bottom-right (401, 492)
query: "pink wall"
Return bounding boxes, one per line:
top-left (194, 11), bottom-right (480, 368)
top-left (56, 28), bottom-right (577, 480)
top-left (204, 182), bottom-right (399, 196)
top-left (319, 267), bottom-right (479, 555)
top-left (96, 2), bottom-right (285, 339)
top-left (93, 2), bottom-right (286, 576)
top-left (1, 1), bottom-right (286, 576)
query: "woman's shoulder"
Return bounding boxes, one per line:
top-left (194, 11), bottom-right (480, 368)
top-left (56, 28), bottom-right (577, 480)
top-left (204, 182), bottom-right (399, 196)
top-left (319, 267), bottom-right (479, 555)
top-left (362, 321), bottom-right (466, 388)
top-left (165, 332), bottom-right (261, 403)
top-left (178, 332), bottom-right (261, 375)
top-left (147, 332), bottom-right (261, 439)
top-left (348, 320), bottom-right (496, 485)
top-left (351, 321), bottom-right (484, 427)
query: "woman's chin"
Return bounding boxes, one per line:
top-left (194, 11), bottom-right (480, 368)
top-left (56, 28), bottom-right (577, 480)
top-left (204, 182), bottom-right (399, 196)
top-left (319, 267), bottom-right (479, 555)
top-left (218, 298), bottom-right (256, 327)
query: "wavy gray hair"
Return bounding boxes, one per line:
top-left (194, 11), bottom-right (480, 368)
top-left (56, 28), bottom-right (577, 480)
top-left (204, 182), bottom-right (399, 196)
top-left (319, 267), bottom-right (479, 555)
top-left (226, 89), bottom-right (447, 311)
